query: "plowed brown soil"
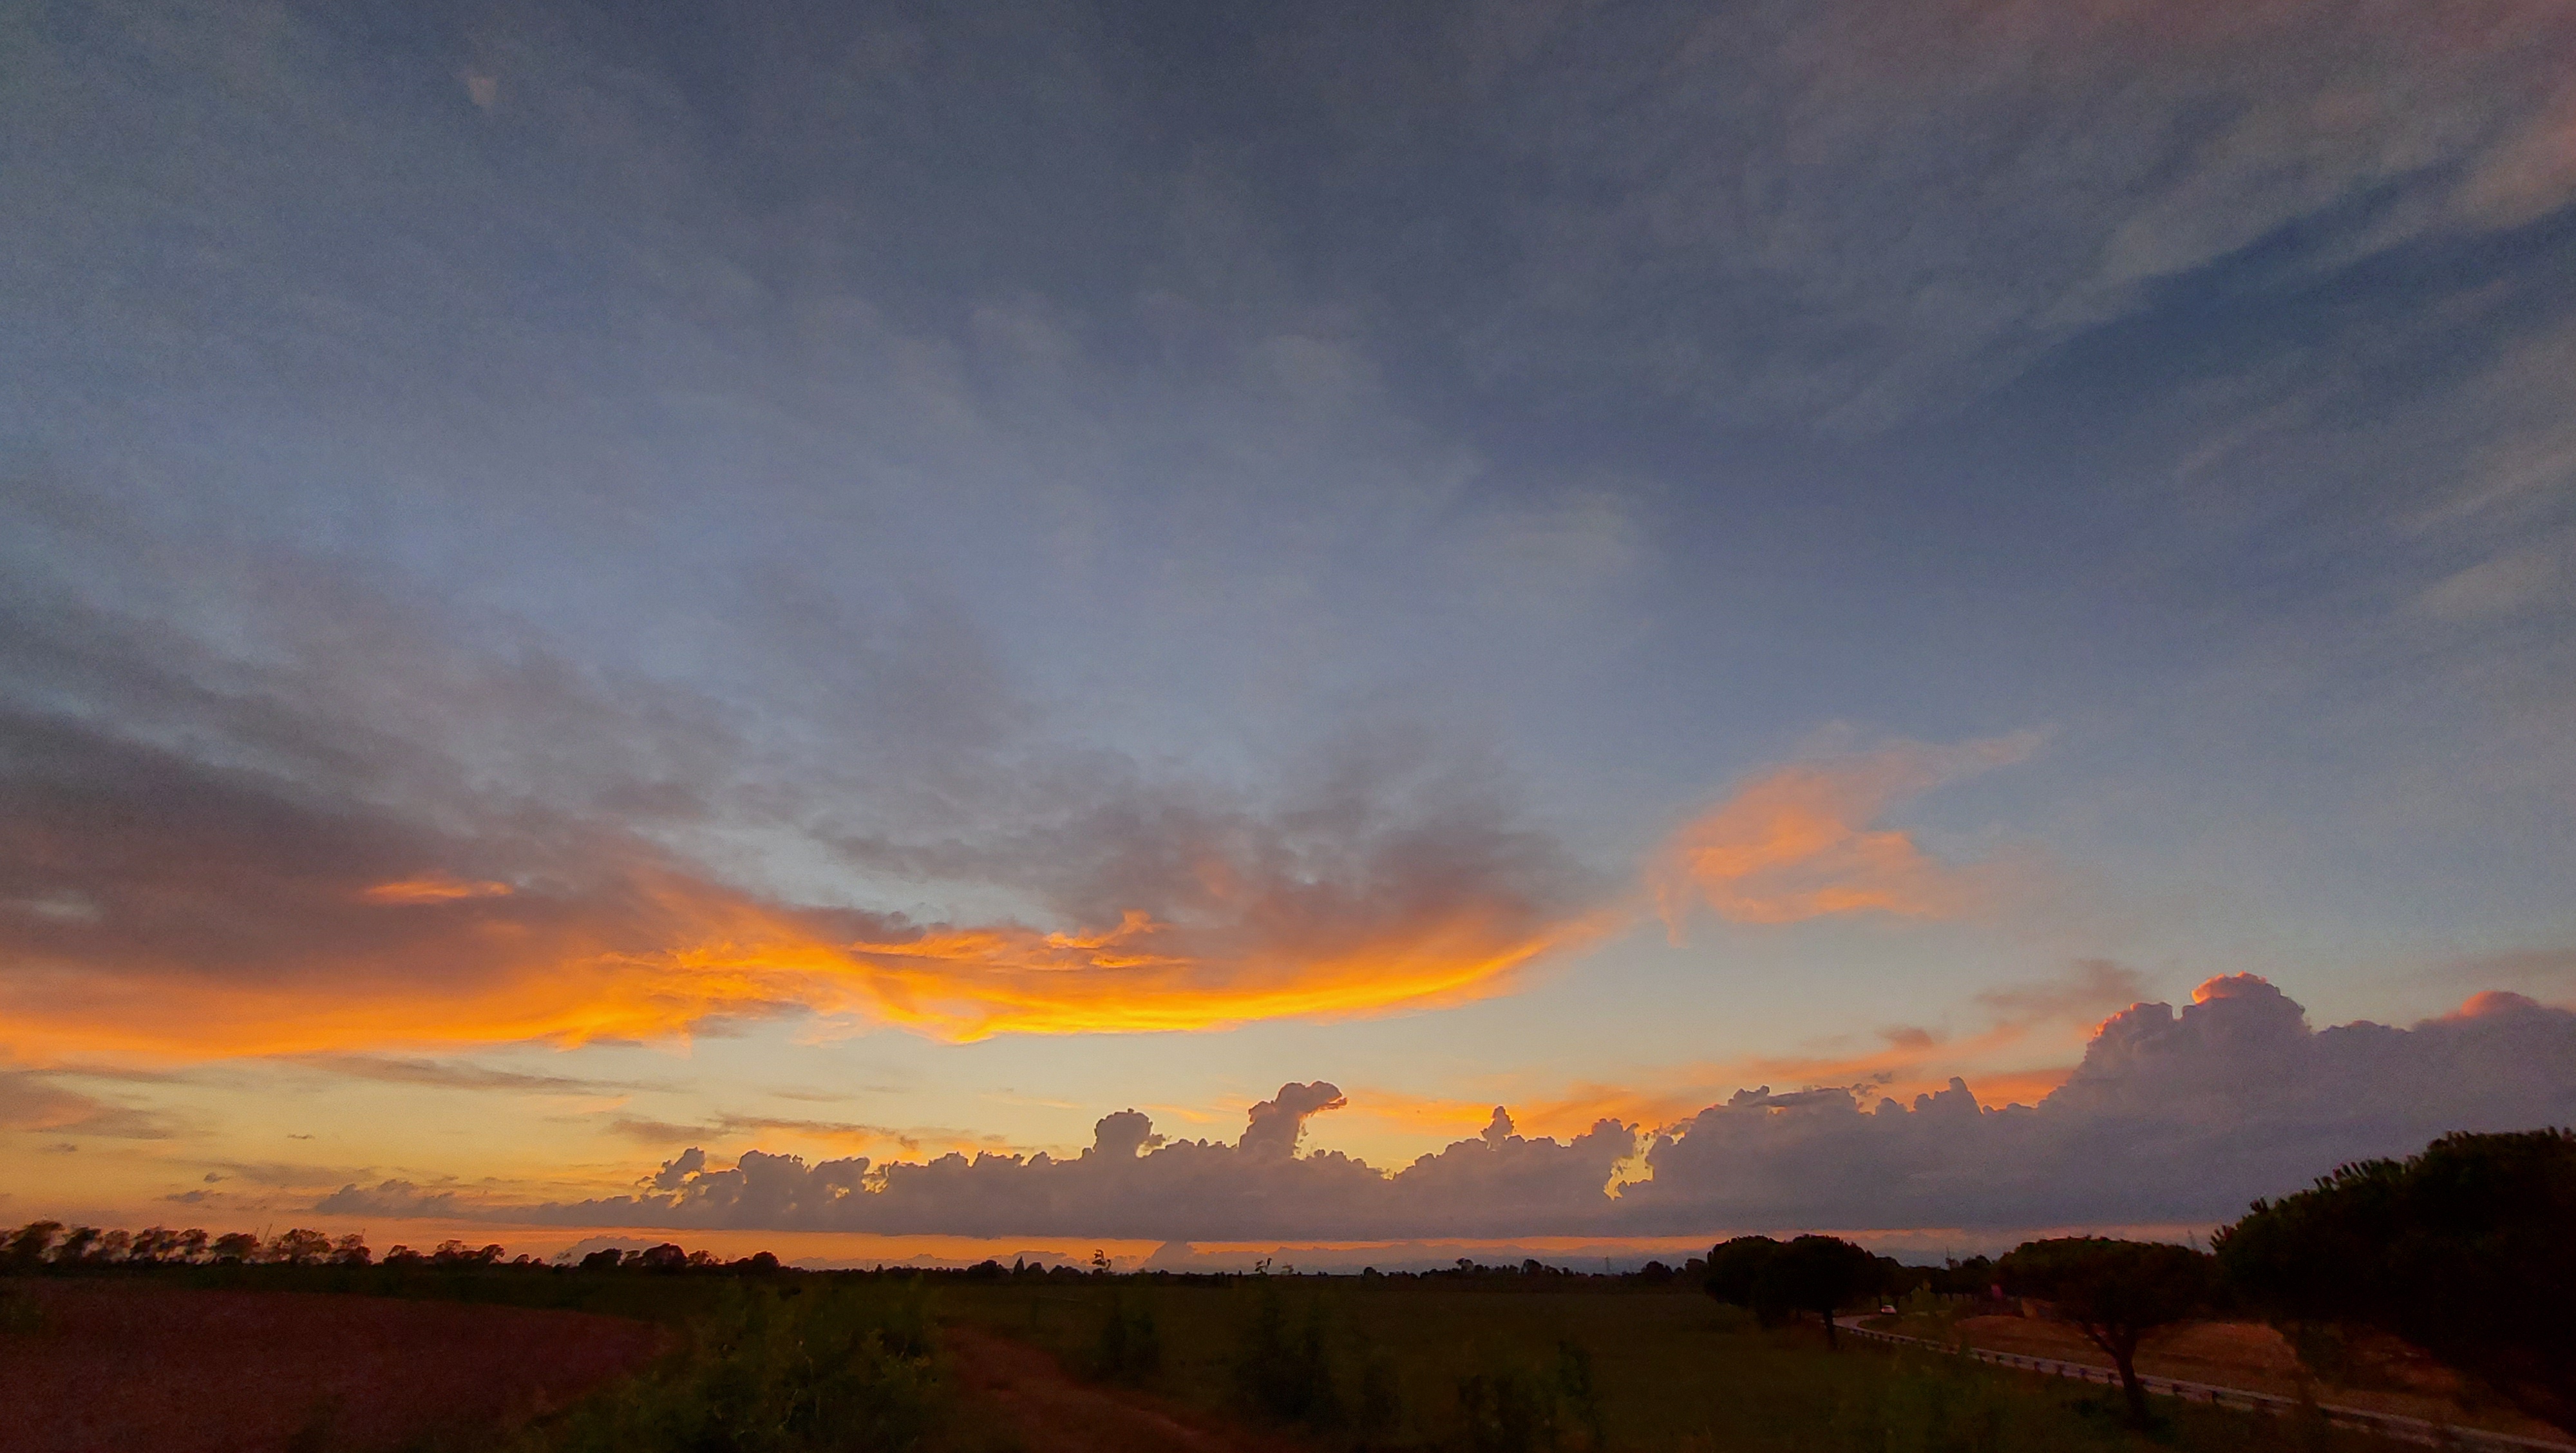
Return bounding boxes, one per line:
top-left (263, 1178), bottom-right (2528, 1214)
top-left (943, 1324), bottom-right (1303, 1453)
top-left (0, 1280), bottom-right (665, 1453)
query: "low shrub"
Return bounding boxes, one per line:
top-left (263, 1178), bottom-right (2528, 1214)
top-left (515, 1280), bottom-right (940, 1452)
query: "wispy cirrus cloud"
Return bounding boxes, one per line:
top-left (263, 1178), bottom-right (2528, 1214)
top-left (0, 1070), bottom-right (190, 1141)
top-left (1650, 732), bottom-right (2041, 931)
top-left (289, 1054), bottom-right (679, 1097)
top-left (604, 1112), bottom-right (1010, 1159)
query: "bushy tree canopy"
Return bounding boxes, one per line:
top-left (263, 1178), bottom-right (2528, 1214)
top-left (1703, 1234), bottom-right (1877, 1349)
top-left (2215, 1128), bottom-right (2576, 1435)
top-left (1999, 1237), bottom-right (2211, 1426)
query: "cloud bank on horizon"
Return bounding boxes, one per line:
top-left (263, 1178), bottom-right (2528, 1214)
top-left (317, 977), bottom-right (2576, 1239)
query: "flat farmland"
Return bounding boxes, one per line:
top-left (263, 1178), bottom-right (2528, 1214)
top-left (1, 1280), bottom-right (665, 1453)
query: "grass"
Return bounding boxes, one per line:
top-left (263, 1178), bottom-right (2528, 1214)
top-left (8, 1263), bottom-right (2426, 1450)
top-left (938, 1275), bottom-right (2398, 1452)
top-left (500, 1280), bottom-right (945, 1453)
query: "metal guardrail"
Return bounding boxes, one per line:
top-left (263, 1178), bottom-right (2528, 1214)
top-left (1833, 1320), bottom-right (2576, 1453)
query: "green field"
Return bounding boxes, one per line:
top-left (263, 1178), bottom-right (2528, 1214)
top-left (934, 1273), bottom-right (2384, 1452)
top-left (2, 1262), bottom-right (2421, 1450)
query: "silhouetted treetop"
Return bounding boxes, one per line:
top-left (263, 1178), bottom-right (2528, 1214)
top-left (2217, 1127), bottom-right (2576, 1435)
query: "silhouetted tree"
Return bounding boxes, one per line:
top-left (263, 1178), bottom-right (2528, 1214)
top-left (329, 1233), bottom-right (370, 1266)
top-left (1929, 1254), bottom-right (1996, 1298)
top-left (126, 1227), bottom-right (180, 1264)
top-left (6, 1221), bottom-right (62, 1269)
top-left (1999, 1237), bottom-right (2211, 1427)
top-left (1703, 1235), bottom-right (1786, 1324)
top-left (56, 1226), bottom-right (101, 1262)
top-left (631, 1242), bottom-right (687, 1271)
top-left (1767, 1236), bottom-right (1879, 1350)
top-left (176, 1228), bottom-right (209, 1262)
top-left (209, 1231), bottom-right (261, 1263)
top-left (2216, 1128), bottom-right (2576, 1435)
top-left (270, 1228), bottom-right (332, 1265)
top-left (578, 1247), bottom-right (623, 1271)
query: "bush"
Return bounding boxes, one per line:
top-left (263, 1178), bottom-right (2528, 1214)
top-left (516, 1280), bottom-right (940, 1452)
top-left (1453, 1340), bottom-right (1604, 1453)
top-left (1090, 1291), bottom-right (1162, 1383)
top-left (1231, 1281), bottom-right (1343, 1427)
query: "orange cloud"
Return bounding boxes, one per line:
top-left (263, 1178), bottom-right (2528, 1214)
top-left (1650, 732), bottom-right (2038, 929)
top-left (361, 877), bottom-right (515, 905)
top-left (1, 714), bottom-right (1616, 1060)
top-left (0, 860), bottom-right (1615, 1061)
top-left (1343, 959), bottom-right (2134, 1149)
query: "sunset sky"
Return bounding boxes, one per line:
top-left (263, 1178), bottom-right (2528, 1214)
top-left (5, 0), bottom-right (2574, 1266)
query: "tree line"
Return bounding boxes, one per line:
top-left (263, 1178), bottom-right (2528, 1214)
top-left (1698, 1128), bottom-right (2574, 1433)
top-left (3, 1223), bottom-right (786, 1273)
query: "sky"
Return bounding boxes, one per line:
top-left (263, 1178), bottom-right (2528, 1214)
top-left (4, 0), bottom-right (2574, 1266)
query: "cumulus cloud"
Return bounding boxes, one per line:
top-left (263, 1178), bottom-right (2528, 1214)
top-left (388, 980), bottom-right (2571, 1239)
top-left (1651, 734), bottom-right (2040, 929)
top-left (1623, 976), bottom-right (2576, 1231)
top-left (1240, 1081), bottom-right (1347, 1159)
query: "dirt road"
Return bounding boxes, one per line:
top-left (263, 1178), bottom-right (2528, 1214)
top-left (942, 1324), bottom-right (1300, 1453)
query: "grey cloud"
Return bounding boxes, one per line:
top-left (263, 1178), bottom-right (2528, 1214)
top-left (2, 479), bottom-right (1602, 1052)
top-left (209, 1159), bottom-right (387, 1190)
top-left (314, 1179), bottom-right (482, 1219)
top-left (1974, 958), bottom-right (2150, 1024)
top-left (605, 1113), bottom-right (984, 1157)
top-left (650, 1149), bottom-right (707, 1193)
top-left (1240, 1082), bottom-right (1347, 1160)
top-left (1092, 1109), bottom-right (1162, 1160)
top-left (1621, 977), bottom-right (2576, 1231)
top-left (418, 981), bottom-right (2576, 1239)
top-left (0, 1071), bottom-right (187, 1141)
top-left (292, 1055), bottom-right (678, 1097)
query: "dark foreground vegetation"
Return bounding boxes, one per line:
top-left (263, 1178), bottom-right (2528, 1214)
top-left (3, 1128), bottom-right (2568, 1451)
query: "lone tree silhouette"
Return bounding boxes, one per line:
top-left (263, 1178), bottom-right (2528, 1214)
top-left (1703, 1235), bottom-right (1786, 1325)
top-left (2217, 1128), bottom-right (2576, 1436)
top-left (1998, 1237), bottom-right (2211, 1427)
top-left (1770, 1235), bottom-right (1879, 1350)
top-left (1704, 1234), bottom-right (1877, 1347)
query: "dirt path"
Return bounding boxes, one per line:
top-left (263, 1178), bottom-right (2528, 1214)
top-left (942, 1324), bottom-right (1300, 1453)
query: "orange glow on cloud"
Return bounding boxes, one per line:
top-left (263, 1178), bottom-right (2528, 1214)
top-left (361, 877), bottom-right (516, 904)
top-left (1345, 1018), bottom-right (2078, 1147)
top-left (1651, 734), bottom-right (2038, 929)
top-left (1, 730), bottom-right (2039, 1065)
top-left (0, 863), bottom-right (1615, 1060)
